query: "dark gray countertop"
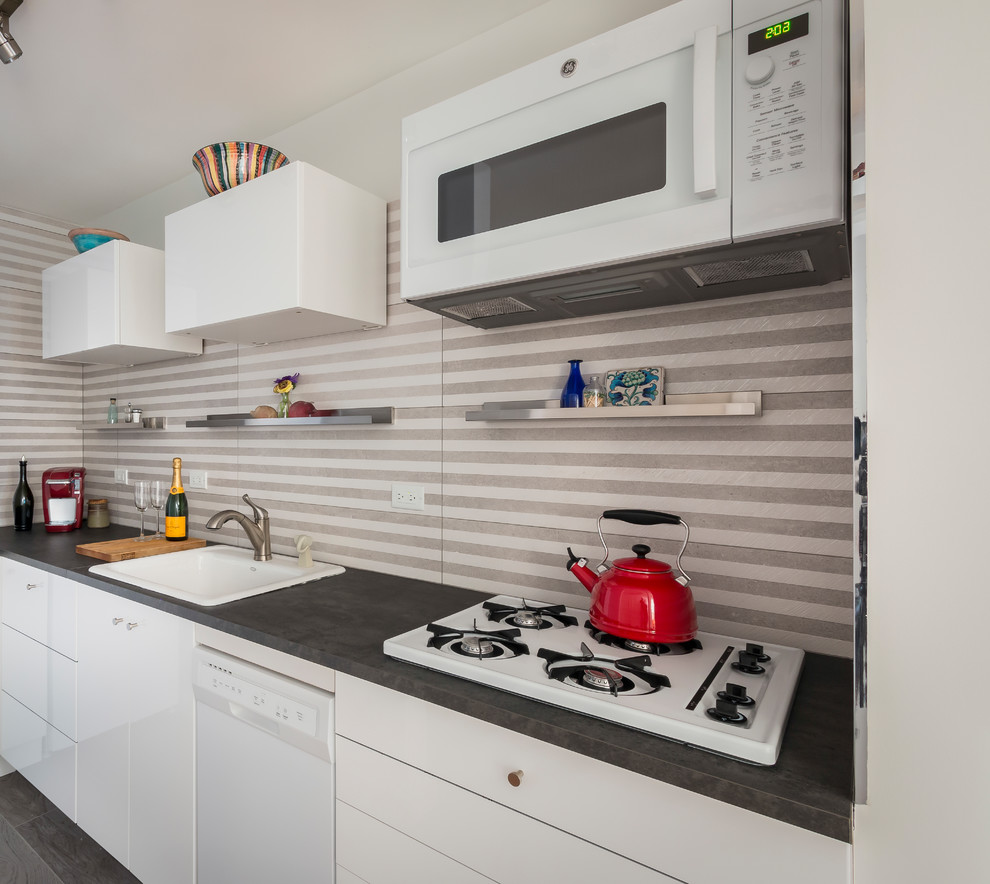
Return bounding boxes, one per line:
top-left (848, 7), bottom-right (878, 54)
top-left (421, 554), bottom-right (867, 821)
top-left (0, 525), bottom-right (854, 842)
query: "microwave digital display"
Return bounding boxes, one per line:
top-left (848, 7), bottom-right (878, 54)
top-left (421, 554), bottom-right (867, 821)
top-left (747, 11), bottom-right (809, 54)
top-left (437, 102), bottom-right (666, 243)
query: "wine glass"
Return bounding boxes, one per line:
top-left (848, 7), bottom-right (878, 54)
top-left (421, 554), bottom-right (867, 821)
top-left (150, 480), bottom-right (167, 538)
top-left (133, 480), bottom-right (151, 541)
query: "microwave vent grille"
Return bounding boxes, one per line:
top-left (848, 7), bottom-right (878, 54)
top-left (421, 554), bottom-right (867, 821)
top-left (442, 297), bottom-right (536, 321)
top-left (684, 250), bottom-right (814, 287)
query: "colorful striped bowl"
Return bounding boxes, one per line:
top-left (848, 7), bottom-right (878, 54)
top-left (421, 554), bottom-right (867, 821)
top-left (67, 228), bottom-right (130, 253)
top-left (191, 142), bottom-right (289, 197)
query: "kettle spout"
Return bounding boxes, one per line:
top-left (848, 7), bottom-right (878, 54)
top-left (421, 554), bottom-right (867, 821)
top-left (566, 547), bottom-right (598, 593)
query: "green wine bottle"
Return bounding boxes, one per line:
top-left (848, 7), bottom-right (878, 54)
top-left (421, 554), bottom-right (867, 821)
top-left (12, 456), bottom-right (33, 531)
top-left (165, 457), bottom-right (188, 541)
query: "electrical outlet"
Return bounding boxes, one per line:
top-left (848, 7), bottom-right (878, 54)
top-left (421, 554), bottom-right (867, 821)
top-left (391, 483), bottom-right (425, 511)
top-left (187, 470), bottom-right (208, 490)
top-left (114, 468), bottom-right (128, 485)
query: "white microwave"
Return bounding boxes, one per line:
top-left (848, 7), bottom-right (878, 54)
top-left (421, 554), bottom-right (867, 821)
top-left (401, 0), bottom-right (847, 327)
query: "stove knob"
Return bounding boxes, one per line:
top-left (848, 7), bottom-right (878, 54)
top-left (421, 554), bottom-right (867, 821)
top-left (706, 698), bottom-right (748, 725)
top-left (745, 643), bottom-right (771, 663)
top-left (716, 698), bottom-right (740, 717)
top-left (733, 650), bottom-right (766, 674)
top-left (507, 770), bottom-right (524, 788)
top-left (717, 682), bottom-right (755, 706)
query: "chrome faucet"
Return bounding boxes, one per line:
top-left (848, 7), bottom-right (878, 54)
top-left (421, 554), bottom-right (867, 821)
top-left (205, 494), bottom-right (272, 561)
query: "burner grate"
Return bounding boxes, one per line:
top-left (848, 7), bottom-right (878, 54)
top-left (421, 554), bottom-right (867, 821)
top-left (539, 642), bottom-right (671, 696)
top-left (427, 622), bottom-right (530, 659)
top-left (587, 622), bottom-right (703, 656)
top-left (484, 599), bottom-right (579, 629)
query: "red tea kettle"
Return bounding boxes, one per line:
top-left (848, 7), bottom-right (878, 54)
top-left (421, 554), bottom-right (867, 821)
top-left (566, 510), bottom-right (698, 644)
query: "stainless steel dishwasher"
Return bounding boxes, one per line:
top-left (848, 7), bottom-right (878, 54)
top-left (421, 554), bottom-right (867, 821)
top-left (193, 646), bottom-right (335, 883)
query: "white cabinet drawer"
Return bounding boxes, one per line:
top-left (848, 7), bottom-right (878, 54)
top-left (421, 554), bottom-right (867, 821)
top-left (336, 675), bottom-right (850, 884)
top-left (1, 560), bottom-right (77, 659)
top-left (2, 625), bottom-right (77, 739)
top-left (336, 867), bottom-right (367, 884)
top-left (0, 691), bottom-right (76, 820)
top-left (336, 799), bottom-right (491, 884)
top-left (337, 736), bottom-right (674, 884)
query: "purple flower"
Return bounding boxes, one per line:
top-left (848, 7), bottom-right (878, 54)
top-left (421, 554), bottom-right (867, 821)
top-left (273, 373), bottom-right (299, 394)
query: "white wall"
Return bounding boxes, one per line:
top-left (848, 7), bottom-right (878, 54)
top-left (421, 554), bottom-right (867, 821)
top-left (854, 1), bottom-right (990, 880)
top-left (95, 0), bottom-right (672, 247)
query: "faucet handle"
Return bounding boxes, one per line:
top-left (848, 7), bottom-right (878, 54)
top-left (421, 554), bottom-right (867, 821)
top-left (241, 494), bottom-right (269, 522)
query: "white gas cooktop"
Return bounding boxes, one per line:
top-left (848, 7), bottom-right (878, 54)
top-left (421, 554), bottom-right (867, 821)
top-left (384, 594), bottom-right (805, 765)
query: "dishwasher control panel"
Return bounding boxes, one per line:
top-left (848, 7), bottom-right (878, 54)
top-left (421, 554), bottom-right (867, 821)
top-left (196, 654), bottom-right (321, 738)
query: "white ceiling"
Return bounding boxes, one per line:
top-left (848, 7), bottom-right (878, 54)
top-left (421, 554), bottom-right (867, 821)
top-left (0, 0), bottom-right (547, 224)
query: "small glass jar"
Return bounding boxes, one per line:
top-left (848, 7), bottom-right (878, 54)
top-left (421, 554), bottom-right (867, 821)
top-left (583, 375), bottom-right (607, 407)
top-left (107, 398), bottom-right (118, 424)
top-left (86, 498), bottom-right (110, 528)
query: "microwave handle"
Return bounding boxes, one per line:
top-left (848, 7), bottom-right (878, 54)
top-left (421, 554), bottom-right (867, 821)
top-left (692, 24), bottom-right (718, 197)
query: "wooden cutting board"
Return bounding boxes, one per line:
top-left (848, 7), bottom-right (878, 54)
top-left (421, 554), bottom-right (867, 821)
top-left (76, 536), bottom-right (206, 562)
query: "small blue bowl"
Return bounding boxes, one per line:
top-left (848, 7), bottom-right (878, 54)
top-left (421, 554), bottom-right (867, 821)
top-left (68, 228), bottom-right (130, 254)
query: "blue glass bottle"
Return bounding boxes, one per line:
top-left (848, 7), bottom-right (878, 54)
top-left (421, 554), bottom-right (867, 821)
top-left (560, 359), bottom-right (585, 408)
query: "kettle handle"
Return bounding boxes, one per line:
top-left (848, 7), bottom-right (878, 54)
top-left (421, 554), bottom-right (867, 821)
top-left (595, 510), bottom-right (691, 585)
top-left (602, 509), bottom-right (682, 527)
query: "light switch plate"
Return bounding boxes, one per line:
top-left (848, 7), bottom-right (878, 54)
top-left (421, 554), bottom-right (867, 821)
top-left (187, 470), bottom-right (208, 490)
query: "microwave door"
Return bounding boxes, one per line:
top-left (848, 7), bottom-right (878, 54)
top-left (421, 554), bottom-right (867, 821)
top-left (435, 102), bottom-right (670, 246)
top-left (402, 0), bottom-right (732, 303)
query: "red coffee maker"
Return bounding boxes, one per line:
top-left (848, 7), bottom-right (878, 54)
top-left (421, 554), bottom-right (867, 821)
top-left (42, 467), bottom-right (86, 533)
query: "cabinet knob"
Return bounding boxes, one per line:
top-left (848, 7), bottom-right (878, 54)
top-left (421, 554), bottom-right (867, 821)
top-left (25, 583), bottom-right (39, 590)
top-left (112, 617), bottom-right (124, 625)
top-left (126, 622), bottom-right (139, 631)
top-left (507, 770), bottom-right (524, 787)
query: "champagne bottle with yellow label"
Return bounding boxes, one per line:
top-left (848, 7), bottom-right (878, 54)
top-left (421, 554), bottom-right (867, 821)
top-left (165, 457), bottom-right (188, 541)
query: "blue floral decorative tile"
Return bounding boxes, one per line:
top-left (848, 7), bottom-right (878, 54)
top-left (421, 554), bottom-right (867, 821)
top-left (606, 367), bottom-right (663, 406)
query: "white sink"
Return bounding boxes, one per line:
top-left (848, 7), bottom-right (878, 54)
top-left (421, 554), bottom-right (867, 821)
top-left (89, 544), bottom-right (345, 606)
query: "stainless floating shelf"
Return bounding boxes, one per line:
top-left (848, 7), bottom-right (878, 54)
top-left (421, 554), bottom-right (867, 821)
top-left (186, 408), bottom-right (394, 428)
top-left (465, 391), bottom-right (762, 421)
top-left (77, 420), bottom-right (166, 430)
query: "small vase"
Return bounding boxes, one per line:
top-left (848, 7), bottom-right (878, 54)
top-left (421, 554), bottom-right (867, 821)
top-left (560, 359), bottom-right (585, 408)
top-left (277, 392), bottom-right (291, 418)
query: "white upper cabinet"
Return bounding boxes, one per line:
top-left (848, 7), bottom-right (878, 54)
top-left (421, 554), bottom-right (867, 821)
top-left (42, 240), bottom-right (204, 365)
top-left (164, 162), bottom-right (386, 345)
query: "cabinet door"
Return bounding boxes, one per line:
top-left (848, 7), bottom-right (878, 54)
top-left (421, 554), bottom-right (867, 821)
top-left (1, 626), bottom-right (77, 739)
top-left (338, 736), bottom-right (676, 884)
top-left (75, 583), bottom-right (195, 884)
top-left (126, 603), bottom-right (194, 884)
top-left (76, 585), bottom-right (130, 867)
top-left (42, 244), bottom-right (118, 358)
top-left (164, 162), bottom-right (386, 344)
top-left (41, 241), bottom-right (202, 365)
top-left (1, 561), bottom-right (77, 659)
top-left (0, 691), bottom-right (76, 820)
top-left (336, 800), bottom-right (492, 884)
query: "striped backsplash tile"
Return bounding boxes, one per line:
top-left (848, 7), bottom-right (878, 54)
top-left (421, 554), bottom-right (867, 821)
top-left (1, 198), bottom-right (853, 656)
top-left (0, 208), bottom-right (83, 508)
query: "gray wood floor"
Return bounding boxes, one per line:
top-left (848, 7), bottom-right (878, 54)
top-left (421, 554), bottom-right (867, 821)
top-left (0, 772), bottom-right (138, 884)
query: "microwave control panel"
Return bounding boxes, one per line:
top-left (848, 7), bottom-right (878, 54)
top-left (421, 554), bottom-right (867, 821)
top-left (732, 0), bottom-right (845, 238)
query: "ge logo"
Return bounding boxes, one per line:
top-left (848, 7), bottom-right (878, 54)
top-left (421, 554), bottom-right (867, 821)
top-left (560, 58), bottom-right (578, 78)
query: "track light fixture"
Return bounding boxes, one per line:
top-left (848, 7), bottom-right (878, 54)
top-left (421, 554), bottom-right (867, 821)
top-left (0, 0), bottom-right (23, 64)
